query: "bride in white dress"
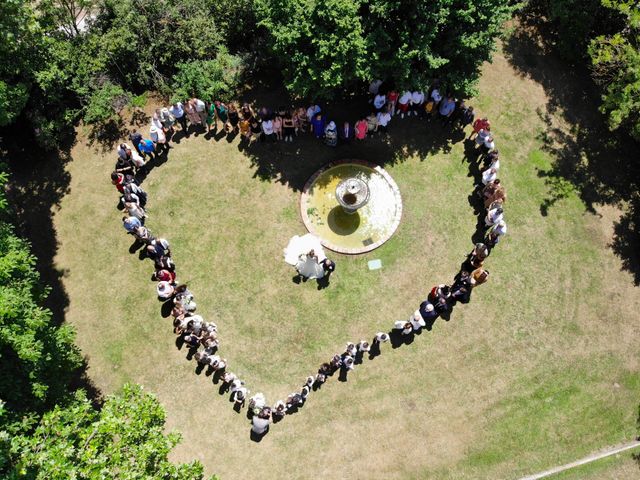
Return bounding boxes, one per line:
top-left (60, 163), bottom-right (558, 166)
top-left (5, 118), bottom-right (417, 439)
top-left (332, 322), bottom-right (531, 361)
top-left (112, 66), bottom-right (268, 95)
top-left (284, 234), bottom-right (327, 279)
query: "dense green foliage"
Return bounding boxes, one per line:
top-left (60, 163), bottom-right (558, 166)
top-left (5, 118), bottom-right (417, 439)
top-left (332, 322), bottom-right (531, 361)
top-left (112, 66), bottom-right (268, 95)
top-left (0, 172), bottom-right (82, 417)
top-left (11, 385), bottom-right (215, 480)
top-left (0, 0), bottom-right (248, 149)
top-left (257, 0), bottom-right (515, 98)
top-left (172, 50), bottom-right (245, 103)
top-left (589, 0), bottom-right (640, 141)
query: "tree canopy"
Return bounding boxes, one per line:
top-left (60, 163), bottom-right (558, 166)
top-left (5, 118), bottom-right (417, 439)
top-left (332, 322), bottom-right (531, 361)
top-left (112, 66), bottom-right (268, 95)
top-left (258, 0), bottom-right (515, 98)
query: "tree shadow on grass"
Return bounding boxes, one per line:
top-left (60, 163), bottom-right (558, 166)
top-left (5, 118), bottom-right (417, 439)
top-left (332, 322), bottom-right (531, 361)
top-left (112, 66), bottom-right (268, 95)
top-left (503, 20), bottom-right (640, 285)
top-left (233, 85), bottom-right (467, 193)
top-left (1, 119), bottom-right (105, 408)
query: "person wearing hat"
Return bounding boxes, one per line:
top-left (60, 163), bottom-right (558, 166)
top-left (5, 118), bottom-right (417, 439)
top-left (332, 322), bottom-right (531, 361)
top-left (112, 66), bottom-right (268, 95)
top-left (150, 125), bottom-right (170, 152)
top-left (324, 121), bottom-right (338, 146)
top-left (409, 310), bottom-right (426, 331)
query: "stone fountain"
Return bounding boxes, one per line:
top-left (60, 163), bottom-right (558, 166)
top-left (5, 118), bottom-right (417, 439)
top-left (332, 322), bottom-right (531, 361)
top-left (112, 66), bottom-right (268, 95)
top-left (301, 160), bottom-right (403, 254)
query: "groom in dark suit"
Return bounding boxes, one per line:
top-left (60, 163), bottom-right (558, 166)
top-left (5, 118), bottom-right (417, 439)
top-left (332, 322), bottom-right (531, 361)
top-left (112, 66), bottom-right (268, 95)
top-left (339, 121), bottom-right (354, 144)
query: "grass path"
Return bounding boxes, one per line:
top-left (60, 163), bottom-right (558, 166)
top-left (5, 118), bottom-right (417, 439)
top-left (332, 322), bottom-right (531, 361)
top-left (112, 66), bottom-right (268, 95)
top-left (52, 41), bottom-right (640, 479)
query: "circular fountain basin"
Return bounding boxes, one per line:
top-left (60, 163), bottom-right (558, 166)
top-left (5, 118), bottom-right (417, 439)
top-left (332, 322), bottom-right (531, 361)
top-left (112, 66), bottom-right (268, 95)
top-left (301, 160), bottom-right (402, 254)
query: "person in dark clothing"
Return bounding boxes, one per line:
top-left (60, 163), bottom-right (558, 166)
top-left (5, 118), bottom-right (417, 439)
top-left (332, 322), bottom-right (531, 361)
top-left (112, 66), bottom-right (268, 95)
top-left (128, 129), bottom-right (143, 155)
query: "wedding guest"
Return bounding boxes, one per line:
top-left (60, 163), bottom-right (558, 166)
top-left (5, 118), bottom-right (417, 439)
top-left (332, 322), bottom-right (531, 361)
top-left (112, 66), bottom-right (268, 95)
top-left (393, 320), bottom-right (413, 335)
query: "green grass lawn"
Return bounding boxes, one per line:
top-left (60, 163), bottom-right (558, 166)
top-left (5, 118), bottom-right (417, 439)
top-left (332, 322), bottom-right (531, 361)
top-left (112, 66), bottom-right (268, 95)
top-left (52, 43), bottom-right (640, 479)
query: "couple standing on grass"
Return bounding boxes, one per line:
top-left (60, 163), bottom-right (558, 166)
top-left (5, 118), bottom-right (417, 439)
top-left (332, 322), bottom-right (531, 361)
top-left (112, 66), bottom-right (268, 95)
top-left (284, 234), bottom-right (335, 281)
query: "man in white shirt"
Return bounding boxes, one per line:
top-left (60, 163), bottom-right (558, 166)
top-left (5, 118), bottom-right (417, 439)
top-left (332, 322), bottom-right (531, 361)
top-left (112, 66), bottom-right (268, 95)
top-left (411, 90), bottom-right (425, 116)
top-left (397, 91), bottom-right (412, 118)
top-left (377, 110), bottom-right (391, 133)
top-left (169, 102), bottom-right (187, 131)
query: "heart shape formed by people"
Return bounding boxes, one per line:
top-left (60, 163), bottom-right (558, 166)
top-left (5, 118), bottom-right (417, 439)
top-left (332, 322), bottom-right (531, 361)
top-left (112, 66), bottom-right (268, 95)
top-left (114, 107), bottom-right (506, 437)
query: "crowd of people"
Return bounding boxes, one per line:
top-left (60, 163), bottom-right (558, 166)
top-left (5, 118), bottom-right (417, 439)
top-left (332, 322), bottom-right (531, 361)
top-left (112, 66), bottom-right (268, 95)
top-left (114, 79), bottom-right (484, 165)
top-left (110, 79), bottom-right (507, 437)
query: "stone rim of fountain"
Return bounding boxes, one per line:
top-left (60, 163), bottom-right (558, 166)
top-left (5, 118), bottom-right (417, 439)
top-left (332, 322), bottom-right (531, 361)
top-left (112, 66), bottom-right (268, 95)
top-left (300, 159), bottom-right (403, 254)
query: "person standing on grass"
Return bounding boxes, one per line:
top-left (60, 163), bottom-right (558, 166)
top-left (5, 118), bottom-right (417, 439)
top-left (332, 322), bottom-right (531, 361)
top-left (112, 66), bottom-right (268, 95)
top-left (262, 117), bottom-right (275, 142)
top-left (397, 90), bottom-right (412, 118)
top-left (374, 332), bottom-right (390, 344)
top-left (394, 320), bottom-right (413, 335)
top-left (122, 216), bottom-right (141, 233)
top-left (485, 220), bottom-right (507, 247)
top-left (228, 103), bottom-right (240, 134)
top-left (273, 113), bottom-right (283, 141)
top-left (282, 112), bottom-right (295, 142)
top-left (206, 101), bottom-right (217, 132)
top-left (471, 117), bottom-right (490, 139)
top-left (215, 100), bottom-right (229, 132)
top-left (239, 115), bottom-right (251, 140)
top-left (471, 268), bottom-right (490, 287)
top-left (366, 111), bottom-right (378, 135)
top-left (340, 121), bottom-right (354, 144)
top-left (170, 102), bottom-right (187, 132)
top-left (185, 99), bottom-right (201, 130)
top-left (355, 116), bottom-right (368, 140)
top-left (387, 89), bottom-right (399, 115)
top-left (377, 108), bottom-right (391, 134)
top-left (160, 108), bottom-right (175, 134)
top-left (419, 300), bottom-right (439, 323)
top-left (458, 102), bottom-right (474, 129)
top-left (438, 95), bottom-right (457, 124)
top-left (250, 117), bottom-right (262, 143)
top-left (475, 127), bottom-right (491, 149)
top-left (138, 138), bottom-right (156, 161)
top-left (373, 92), bottom-right (386, 112)
top-left (411, 89), bottom-right (425, 116)
top-left (192, 97), bottom-right (207, 127)
top-left (311, 112), bottom-right (326, 139)
top-left (128, 129), bottom-right (143, 155)
top-left (150, 125), bottom-right (169, 152)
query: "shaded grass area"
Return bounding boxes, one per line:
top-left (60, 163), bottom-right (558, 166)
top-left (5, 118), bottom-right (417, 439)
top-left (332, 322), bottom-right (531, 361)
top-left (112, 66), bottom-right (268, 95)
top-left (35, 43), bottom-right (640, 480)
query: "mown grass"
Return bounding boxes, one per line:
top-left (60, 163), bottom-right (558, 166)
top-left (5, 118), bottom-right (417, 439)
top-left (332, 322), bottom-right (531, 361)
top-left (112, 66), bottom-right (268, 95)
top-left (52, 44), bottom-right (640, 479)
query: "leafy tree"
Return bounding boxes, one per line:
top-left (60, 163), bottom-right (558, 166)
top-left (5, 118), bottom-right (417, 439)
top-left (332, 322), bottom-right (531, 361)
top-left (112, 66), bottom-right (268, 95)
top-left (0, 172), bottom-right (82, 417)
top-left (258, 0), bottom-right (369, 99)
top-left (257, 0), bottom-right (514, 98)
top-left (90, 0), bottom-right (224, 92)
top-left (589, 0), bottom-right (640, 141)
top-left (10, 385), bottom-right (217, 480)
top-left (171, 50), bottom-right (246, 102)
top-left (83, 81), bottom-right (130, 125)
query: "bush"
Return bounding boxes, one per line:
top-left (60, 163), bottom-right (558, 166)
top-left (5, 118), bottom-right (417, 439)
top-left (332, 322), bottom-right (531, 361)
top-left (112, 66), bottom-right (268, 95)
top-left (171, 50), bottom-right (245, 103)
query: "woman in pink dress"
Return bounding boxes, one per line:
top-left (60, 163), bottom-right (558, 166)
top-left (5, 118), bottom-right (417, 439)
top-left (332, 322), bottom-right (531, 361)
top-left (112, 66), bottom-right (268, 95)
top-left (355, 117), bottom-right (368, 140)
